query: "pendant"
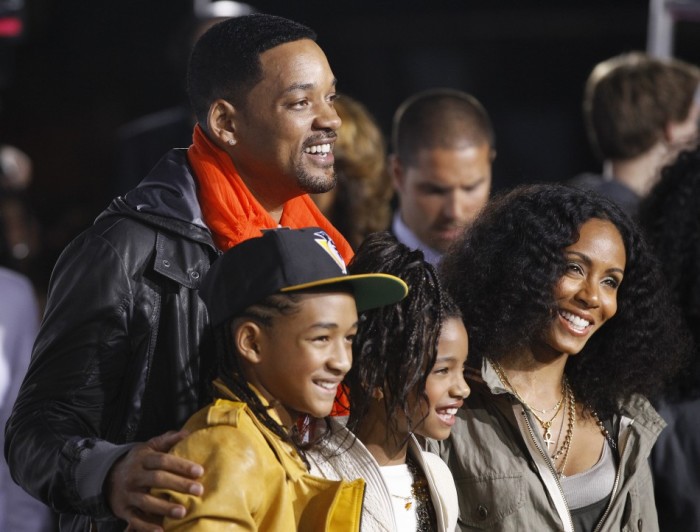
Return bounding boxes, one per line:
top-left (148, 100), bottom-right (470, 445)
top-left (543, 427), bottom-right (554, 449)
top-left (405, 501), bottom-right (412, 510)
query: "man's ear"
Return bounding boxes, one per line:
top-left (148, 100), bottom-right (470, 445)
top-left (233, 320), bottom-right (263, 364)
top-left (388, 154), bottom-right (403, 191)
top-left (206, 98), bottom-right (238, 148)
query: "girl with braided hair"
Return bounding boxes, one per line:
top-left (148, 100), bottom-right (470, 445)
top-left (433, 184), bottom-right (688, 532)
top-left (153, 227), bottom-right (407, 531)
top-left (308, 231), bottom-right (469, 532)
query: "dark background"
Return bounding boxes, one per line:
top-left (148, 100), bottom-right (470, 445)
top-left (1, 0), bottom-right (699, 287)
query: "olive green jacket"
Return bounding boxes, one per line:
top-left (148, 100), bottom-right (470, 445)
top-left (429, 360), bottom-right (664, 532)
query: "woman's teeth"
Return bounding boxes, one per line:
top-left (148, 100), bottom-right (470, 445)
top-left (560, 310), bottom-right (590, 331)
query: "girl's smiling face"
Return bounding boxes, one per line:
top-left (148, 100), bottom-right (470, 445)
top-left (413, 317), bottom-right (470, 441)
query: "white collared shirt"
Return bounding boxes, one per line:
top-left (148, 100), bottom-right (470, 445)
top-left (391, 212), bottom-right (442, 266)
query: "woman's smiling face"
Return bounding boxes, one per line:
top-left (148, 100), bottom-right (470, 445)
top-left (541, 218), bottom-right (626, 356)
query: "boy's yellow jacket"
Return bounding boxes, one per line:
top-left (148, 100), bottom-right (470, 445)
top-left (155, 381), bottom-right (365, 531)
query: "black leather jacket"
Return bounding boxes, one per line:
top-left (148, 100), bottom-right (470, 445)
top-left (5, 150), bottom-right (220, 531)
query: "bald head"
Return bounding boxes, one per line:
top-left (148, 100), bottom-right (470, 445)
top-left (392, 88), bottom-right (495, 166)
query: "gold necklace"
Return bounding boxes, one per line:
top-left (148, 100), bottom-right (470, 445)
top-left (551, 382), bottom-right (576, 477)
top-left (591, 410), bottom-right (617, 451)
top-left (491, 359), bottom-right (566, 450)
top-left (389, 492), bottom-right (414, 511)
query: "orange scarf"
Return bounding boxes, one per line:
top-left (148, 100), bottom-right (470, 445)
top-left (187, 124), bottom-right (353, 263)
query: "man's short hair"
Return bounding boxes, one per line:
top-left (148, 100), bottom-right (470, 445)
top-left (187, 14), bottom-right (316, 127)
top-left (391, 88), bottom-right (495, 166)
top-left (584, 51), bottom-right (700, 161)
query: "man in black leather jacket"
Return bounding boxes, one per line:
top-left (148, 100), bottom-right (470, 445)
top-left (4, 14), bottom-right (349, 532)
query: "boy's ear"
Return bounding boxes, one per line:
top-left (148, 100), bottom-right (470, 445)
top-left (233, 320), bottom-right (263, 364)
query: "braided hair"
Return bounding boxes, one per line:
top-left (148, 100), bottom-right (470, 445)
top-left (344, 231), bottom-right (461, 439)
top-left (214, 293), bottom-right (315, 462)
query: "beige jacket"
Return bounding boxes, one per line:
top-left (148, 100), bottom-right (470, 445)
top-left (308, 418), bottom-right (459, 532)
top-left (429, 360), bottom-right (664, 532)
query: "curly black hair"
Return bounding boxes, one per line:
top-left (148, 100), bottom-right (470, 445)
top-left (344, 231), bottom-right (461, 439)
top-left (441, 183), bottom-right (689, 417)
top-left (639, 144), bottom-right (700, 400)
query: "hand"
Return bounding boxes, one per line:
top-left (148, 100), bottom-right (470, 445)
top-left (106, 430), bottom-right (204, 532)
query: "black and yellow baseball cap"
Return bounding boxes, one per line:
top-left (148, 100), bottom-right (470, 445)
top-left (201, 227), bottom-right (409, 326)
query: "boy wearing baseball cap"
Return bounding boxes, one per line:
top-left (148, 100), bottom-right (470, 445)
top-left (155, 227), bottom-right (407, 531)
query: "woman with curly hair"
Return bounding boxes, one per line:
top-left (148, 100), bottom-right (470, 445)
top-left (309, 232), bottom-right (470, 531)
top-left (432, 184), bottom-right (688, 532)
top-left (639, 145), bottom-right (700, 532)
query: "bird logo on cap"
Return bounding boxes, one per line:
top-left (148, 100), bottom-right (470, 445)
top-left (313, 230), bottom-right (347, 273)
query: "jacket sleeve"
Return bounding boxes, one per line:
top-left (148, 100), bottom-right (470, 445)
top-left (157, 425), bottom-right (289, 531)
top-left (4, 226), bottom-right (143, 518)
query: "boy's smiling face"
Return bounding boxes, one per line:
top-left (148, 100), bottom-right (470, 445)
top-left (244, 291), bottom-right (357, 427)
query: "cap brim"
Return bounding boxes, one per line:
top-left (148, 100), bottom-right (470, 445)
top-left (280, 273), bottom-right (408, 312)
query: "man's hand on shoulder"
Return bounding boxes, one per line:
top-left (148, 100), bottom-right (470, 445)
top-left (106, 430), bottom-right (204, 532)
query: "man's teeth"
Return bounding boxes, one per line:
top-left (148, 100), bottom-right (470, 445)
top-left (304, 143), bottom-right (331, 154)
top-left (560, 310), bottom-right (590, 330)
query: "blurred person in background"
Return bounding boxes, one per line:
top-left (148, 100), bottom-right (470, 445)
top-left (0, 143), bottom-right (45, 306)
top-left (639, 144), bottom-right (700, 532)
top-left (0, 214), bottom-right (54, 531)
top-left (389, 88), bottom-right (495, 265)
top-left (310, 93), bottom-right (393, 250)
top-left (570, 51), bottom-right (700, 217)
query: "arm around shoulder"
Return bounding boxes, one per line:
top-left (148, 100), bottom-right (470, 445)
top-left (157, 423), bottom-right (280, 531)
